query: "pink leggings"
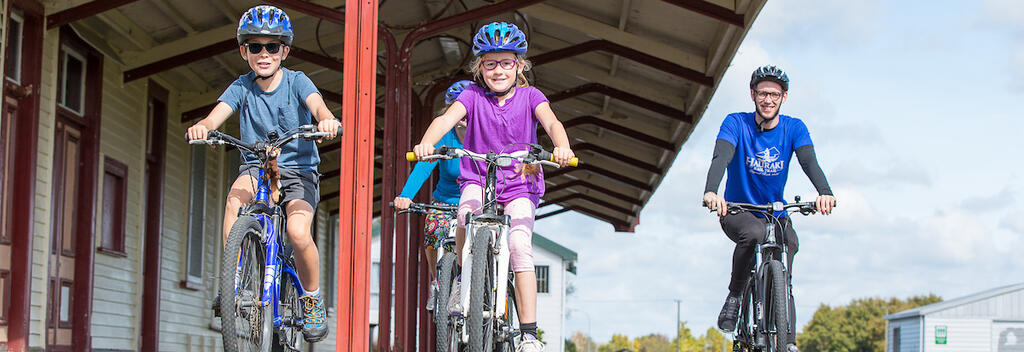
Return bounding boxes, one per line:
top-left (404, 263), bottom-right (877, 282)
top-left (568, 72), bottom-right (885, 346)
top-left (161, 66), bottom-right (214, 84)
top-left (457, 184), bottom-right (535, 272)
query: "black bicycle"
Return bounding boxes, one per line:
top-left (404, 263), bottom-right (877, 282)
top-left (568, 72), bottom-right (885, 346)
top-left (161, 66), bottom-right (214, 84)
top-left (409, 144), bottom-right (577, 352)
top-left (390, 201), bottom-right (459, 352)
top-left (190, 125), bottom-right (331, 352)
top-left (710, 197), bottom-right (819, 352)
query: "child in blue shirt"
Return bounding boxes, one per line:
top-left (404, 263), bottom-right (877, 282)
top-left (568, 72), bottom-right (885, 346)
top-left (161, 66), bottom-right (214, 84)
top-left (392, 80), bottom-right (472, 311)
top-left (185, 5), bottom-right (340, 342)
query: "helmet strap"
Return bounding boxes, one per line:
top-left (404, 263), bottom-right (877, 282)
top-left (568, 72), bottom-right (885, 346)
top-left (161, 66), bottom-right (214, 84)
top-left (485, 85), bottom-right (514, 97)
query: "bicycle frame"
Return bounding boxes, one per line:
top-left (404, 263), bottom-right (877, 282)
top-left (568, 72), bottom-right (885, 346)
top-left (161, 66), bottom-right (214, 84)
top-left (458, 152), bottom-right (513, 318)
top-left (234, 167), bottom-right (305, 331)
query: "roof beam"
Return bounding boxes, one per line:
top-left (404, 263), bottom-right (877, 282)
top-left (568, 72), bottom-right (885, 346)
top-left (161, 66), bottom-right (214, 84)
top-left (536, 60), bottom-right (687, 120)
top-left (662, 0), bottom-right (745, 28)
top-left (546, 164), bottom-right (652, 192)
top-left (540, 116), bottom-right (675, 151)
top-left (152, 0), bottom-right (197, 34)
top-left (567, 142), bottom-right (659, 173)
top-left (547, 83), bottom-right (694, 123)
top-left (533, 40), bottom-right (713, 87)
top-left (265, 0), bottom-right (345, 25)
top-left (46, 0), bottom-right (140, 29)
top-left (539, 193), bottom-right (635, 216)
top-left (521, 3), bottom-right (706, 74)
top-left (124, 39), bottom-right (238, 82)
top-left (121, 0), bottom-right (346, 67)
top-left (538, 205), bottom-right (634, 232)
top-left (545, 179), bottom-right (644, 206)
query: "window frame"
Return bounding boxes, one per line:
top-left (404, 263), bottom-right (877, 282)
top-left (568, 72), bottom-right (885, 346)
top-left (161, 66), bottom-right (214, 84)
top-left (182, 146), bottom-right (207, 289)
top-left (97, 156), bottom-right (128, 257)
top-left (4, 10), bottom-right (24, 84)
top-left (535, 265), bottom-right (549, 294)
top-left (57, 44), bottom-right (86, 116)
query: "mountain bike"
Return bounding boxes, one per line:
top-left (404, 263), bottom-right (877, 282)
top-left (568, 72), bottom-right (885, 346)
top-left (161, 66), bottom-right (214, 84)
top-left (409, 145), bottom-right (577, 352)
top-left (391, 201), bottom-right (459, 352)
top-left (709, 197), bottom-right (819, 352)
top-left (190, 125), bottom-right (331, 352)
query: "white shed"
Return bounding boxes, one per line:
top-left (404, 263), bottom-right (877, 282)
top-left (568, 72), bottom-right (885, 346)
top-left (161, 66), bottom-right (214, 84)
top-left (883, 282), bottom-right (1024, 352)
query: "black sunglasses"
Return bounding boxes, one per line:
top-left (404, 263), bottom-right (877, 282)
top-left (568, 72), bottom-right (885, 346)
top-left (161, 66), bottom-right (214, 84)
top-left (245, 42), bottom-right (283, 54)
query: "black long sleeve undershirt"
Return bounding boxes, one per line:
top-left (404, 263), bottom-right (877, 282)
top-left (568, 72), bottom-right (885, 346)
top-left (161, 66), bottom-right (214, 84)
top-left (702, 139), bottom-right (833, 196)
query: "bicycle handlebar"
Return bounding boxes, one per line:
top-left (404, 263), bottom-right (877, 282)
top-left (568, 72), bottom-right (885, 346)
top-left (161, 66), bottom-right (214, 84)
top-left (703, 198), bottom-right (833, 216)
top-left (406, 146), bottom-right (579, 168)
top-left (188, 125), bottom-right (331, 156)
top-left (389, 201), bottom-right (458, 215)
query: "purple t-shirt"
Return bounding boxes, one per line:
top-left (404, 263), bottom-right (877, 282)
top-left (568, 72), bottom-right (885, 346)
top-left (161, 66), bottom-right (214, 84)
top-left (456, 85), bottom-right (549, 206)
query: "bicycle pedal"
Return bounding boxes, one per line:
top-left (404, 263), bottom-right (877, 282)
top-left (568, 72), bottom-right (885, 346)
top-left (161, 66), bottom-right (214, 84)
top-left (211, 294), bottom-right (222, 317)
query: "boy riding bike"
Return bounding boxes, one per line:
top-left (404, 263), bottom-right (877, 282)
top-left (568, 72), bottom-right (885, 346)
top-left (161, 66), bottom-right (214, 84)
top-left (185, 5), bottom-right (340, 342)
top-left (413, 22), bottom-right (575, 352)
top-left (702, 65), bottom-right (836, 352)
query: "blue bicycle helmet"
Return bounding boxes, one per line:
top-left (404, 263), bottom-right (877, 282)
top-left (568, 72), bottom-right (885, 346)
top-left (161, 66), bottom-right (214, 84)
top-left (237, 5), bottom-right (294, 46)
top-left (750, 65), bottom-right (789, 91)
top-left (472, 22), bottom-right (528, 56)
top-left (444, 80), bottom-right (475, 105)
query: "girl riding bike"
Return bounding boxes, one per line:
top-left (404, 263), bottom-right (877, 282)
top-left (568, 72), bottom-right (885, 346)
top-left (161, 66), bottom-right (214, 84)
top-left (185, 5), bottom-right (341, 343)
top-left (412, 21), bottom-right (575, 352)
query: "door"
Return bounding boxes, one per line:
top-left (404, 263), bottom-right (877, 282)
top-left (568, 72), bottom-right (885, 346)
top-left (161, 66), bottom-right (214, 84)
top-left (46, 120), bottom-right (82, 350)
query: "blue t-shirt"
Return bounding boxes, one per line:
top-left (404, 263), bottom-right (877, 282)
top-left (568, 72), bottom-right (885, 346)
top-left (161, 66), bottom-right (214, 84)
top-left (399, 129), bottom-right (463, 204)
top-left (218, 67), bottom-right (321, 172)
top-left (717, 112), bottom-right (813, 211)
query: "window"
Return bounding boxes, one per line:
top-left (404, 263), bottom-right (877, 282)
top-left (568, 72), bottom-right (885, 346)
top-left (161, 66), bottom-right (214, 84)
top-left (892, 327), bottom-right (900, 352)
top-left (326, 215), bottom-right (338, 308)
top-left (184, 147), bottom-right (206, 286)
top-left (535, 265), bottom-right (549, 294)
top-left (57, 45), bottom-right (86, 115)
top-left (4, 10), bottom-right (23, 84)
top-left (99, 157), bottom-right (127, 256)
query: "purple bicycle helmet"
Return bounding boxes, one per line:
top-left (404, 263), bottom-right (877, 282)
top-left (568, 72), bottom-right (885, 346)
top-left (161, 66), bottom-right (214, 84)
top-left (750, 65), bottom-right (789, 91)
top-left (445, 80), bottom-right (475, 105)
top-left (237, 5), bottom-right (294, 46)
top-left (472, 22), bottom-right (528, 56)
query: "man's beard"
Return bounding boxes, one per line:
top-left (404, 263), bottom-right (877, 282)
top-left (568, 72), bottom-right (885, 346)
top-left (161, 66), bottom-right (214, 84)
top-left (756, 104), bottom-right (780, 121)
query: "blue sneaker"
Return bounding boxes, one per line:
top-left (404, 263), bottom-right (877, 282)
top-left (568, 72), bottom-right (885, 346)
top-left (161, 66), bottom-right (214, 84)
top-left (300, 293), bottom-right (329, 342)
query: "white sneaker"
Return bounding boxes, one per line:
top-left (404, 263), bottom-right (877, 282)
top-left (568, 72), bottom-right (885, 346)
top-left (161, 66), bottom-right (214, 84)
top-left (426, 280), bottom-right (438, 311)
top-left (446, 277), bottom-right (462, 316)
top-left (516, 339), bottom-right (545, 352)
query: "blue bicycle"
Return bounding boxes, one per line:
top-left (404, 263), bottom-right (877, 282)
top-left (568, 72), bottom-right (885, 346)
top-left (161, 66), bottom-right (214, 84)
top-left (190, 125), bottom-right (330, 352)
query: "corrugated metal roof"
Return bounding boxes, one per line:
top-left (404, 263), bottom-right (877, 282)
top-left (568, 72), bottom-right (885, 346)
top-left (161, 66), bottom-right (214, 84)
top-left (884, 282), bottom-right (1024, 321)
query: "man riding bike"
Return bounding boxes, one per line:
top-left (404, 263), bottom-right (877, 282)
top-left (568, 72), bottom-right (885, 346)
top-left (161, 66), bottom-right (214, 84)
top-left (702, 65), bottom-right (836, 352)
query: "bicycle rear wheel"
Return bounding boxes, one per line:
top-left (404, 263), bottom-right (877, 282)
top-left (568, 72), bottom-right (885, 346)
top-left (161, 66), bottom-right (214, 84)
top-left (468, 227), bottom-right (495, 352)
top-left (220, 217), bottom-right (273, 351)
top-left (435, 251), bottom-right (457, 352)
top-left (763, 260), bottom-right (790, 351)
top-left (496, 278), bottom-right (518, 352)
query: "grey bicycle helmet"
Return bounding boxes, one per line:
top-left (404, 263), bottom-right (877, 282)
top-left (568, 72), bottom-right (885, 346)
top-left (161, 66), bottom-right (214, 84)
top-left (749, 65), bottom-right (789, 91)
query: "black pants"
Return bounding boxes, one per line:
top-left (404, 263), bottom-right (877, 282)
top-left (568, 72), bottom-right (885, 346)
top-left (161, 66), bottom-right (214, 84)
top-left (720, 212), bottom-right (799, 294)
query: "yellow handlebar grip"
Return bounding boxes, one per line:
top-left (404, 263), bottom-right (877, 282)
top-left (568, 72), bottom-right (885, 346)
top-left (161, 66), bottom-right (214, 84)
top-left (548, 155), bottom-right (580, 167)
top-left (406, 152), bottom-right (417, 161)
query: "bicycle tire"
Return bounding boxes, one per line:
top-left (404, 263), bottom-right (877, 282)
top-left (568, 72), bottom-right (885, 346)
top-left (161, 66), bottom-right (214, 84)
top-left (496, 280), bottom-right (518, 352)
top-left (220, 217), bottom-right (273, 352)
top-left (468, 227), bottom-right (493, 352)
top-left (435, 251), bottom-right (457, 352)
top-left (734, 280), bottom-right (754, 350)
top-left (764, 260), bottom-right (790, 351)
top-left (272, 269), bottom-right (306, 352)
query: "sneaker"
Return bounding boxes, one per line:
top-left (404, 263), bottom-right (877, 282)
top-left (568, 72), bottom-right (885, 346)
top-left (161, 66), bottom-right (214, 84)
top-left (786, 343), bottom-right (800, 352)
top-left (447, 277), bottom-right (462, 315)
top-left (717, 293), bottom-right (741, 332)
top-left (426, 280), bottom-right (439, 311)
top-left (299, 293), bottom-right (329, 342)
top-left (516, 338), bottom-right (545, 352)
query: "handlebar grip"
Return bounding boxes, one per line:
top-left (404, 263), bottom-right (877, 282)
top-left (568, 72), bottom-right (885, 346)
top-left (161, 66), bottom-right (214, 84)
top-left (549, 155), bottom-right (579, 167)
top-left (406, 152), bottom-right (417, 161)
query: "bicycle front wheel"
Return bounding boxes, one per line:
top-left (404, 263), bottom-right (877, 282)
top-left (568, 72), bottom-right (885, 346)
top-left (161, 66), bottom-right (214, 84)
top-left (763, 259), bottom-right (791, 351)
top-left (273, 266), bottom-right (307, 352)
top-left (220, 217), bottom-right (273, 352)
top-left (435, 251), bottom-right (457, 352)
top-left (468, 227), bottom-right (496, 352)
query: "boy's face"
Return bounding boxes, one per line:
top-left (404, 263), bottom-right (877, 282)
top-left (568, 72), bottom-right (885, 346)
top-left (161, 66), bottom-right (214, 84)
top-left (240, 37), bottom-right (289, 77)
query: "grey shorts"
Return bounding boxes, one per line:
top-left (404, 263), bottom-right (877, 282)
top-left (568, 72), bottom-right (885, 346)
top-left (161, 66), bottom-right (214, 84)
top-left (238, 165), bottom-right (320, 210)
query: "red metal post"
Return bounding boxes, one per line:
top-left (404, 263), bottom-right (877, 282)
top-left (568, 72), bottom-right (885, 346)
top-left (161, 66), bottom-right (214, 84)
top-left (338, 0), bottom-right (378, 350)
top-left (378, 26), bottom-right (399, 352)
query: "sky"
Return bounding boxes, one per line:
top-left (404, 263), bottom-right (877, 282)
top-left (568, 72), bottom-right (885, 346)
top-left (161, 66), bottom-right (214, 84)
top-left (536, 0), bottom-right (1024, 343)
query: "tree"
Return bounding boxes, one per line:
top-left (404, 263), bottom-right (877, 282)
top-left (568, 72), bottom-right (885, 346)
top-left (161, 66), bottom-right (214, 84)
top-left (798, 294), bottom-right (942, 352)
top-left (634, 333), bottom-right (673, 352)
top-left (598, 334), bottom-right (633, 352)
top-left (572, 331), bottom-right (597, 352)
top-left (567, 338), bottom-right (579, 352)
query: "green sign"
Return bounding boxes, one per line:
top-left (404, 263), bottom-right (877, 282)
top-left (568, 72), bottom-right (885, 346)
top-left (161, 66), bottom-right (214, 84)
top-left (936, 325), bottom-right (947, 344)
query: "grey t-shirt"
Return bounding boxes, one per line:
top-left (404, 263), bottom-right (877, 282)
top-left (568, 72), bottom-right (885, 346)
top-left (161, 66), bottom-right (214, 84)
top-left (218, 67), bottom-right (321, 172)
